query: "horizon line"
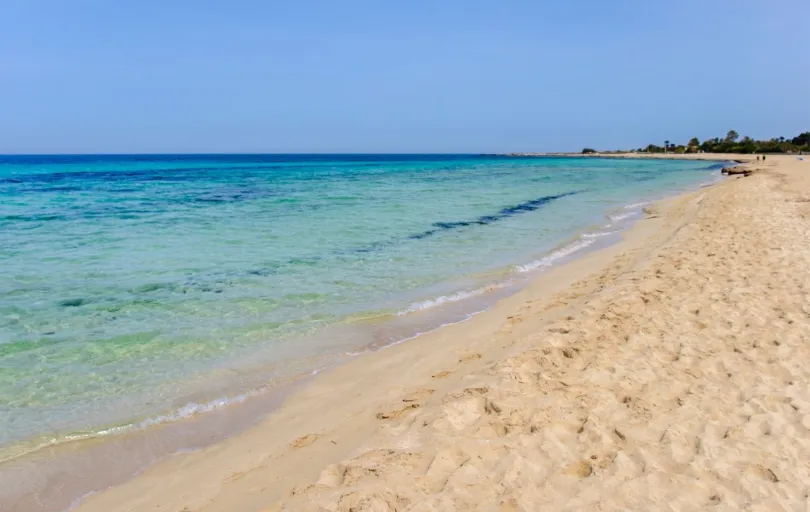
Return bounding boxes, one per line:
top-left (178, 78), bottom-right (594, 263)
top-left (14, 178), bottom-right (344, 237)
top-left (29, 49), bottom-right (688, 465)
top-left (0, 151), bottom-right (562, 157)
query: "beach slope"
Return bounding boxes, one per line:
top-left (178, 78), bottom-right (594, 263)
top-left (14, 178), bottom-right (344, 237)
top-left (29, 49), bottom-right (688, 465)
top-left (75, 155), bottom-right (810, 511)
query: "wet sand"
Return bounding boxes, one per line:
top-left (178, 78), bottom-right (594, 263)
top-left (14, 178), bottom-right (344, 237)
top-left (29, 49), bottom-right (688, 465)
top-left (62, 154), bottom-right (810, 510)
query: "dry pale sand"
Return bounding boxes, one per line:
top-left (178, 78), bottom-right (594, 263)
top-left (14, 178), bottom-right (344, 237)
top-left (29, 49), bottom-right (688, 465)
top-left (73, 154), bottom-right (810, 512)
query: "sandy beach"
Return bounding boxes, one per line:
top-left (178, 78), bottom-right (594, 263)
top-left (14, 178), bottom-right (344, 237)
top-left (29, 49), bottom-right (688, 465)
top-left (57, 154), bottom-right (810, 511)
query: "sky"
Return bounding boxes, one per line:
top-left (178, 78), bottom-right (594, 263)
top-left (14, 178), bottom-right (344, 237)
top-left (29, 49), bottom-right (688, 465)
top-left (1, 0), bottom-right (808, 154)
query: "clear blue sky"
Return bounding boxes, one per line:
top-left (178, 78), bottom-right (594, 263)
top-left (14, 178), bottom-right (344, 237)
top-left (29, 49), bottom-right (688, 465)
top-left (2, 0), bottom-right (808, 154)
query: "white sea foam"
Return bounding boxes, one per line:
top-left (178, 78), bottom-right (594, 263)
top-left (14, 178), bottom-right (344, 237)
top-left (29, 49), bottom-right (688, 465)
top-left (623, 200), bottom-right (653, 209)
top-left (0, 389), bottom-right (266, 465)
top-left (581, 230), bottom-right (616, 239)
top-left (608, 211), bottom-right (638, 223)
top-left (397, 285), bottom-right (504, 316)
top-left (515, 238), bottom-right (596, 273)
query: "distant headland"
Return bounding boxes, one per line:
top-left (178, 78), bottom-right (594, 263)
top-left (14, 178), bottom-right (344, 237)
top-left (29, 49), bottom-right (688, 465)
top-left (499, 130), bottom-right (809, 157)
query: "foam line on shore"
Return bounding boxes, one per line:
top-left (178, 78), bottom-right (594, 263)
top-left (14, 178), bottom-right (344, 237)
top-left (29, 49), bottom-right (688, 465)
top-left (397, 284), bottom-right (508, 315)
top-left (515, 238), bottom-right (596, 273)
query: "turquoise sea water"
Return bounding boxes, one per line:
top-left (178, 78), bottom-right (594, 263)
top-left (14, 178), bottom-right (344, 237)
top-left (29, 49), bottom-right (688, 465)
top-left (0, 154), bottom-right (720, 458)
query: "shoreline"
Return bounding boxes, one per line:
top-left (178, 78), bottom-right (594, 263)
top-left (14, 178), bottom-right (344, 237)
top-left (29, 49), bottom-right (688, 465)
top-left (0, 154), bottom-right (716, 460)
top-left (497, 152), bottom-right (749, 162)
top-left (3, 157), bottom-right (715, 512)
top-left (6, 154), bottom-right (763, 512)
top-left (0, 165), bottom-right (686, 460)
top-left (60, 153), bottom-right (774, 512)
top-left (255, 152), bottom-right (808, 510)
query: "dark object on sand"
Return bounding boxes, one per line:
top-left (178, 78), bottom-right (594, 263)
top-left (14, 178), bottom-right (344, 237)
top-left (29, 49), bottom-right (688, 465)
top-left (721, 166), bottom-right (754, 177)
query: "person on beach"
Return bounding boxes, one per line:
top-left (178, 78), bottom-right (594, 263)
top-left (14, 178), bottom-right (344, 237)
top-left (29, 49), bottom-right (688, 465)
top-left (763, 155), bottom-right (767, 162)
top-left (757, 155), bottom-right (761, 162)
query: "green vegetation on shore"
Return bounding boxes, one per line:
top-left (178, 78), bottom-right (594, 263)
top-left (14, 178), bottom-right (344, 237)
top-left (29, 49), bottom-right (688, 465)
top-left (583, 130), bottom-right (810, 155)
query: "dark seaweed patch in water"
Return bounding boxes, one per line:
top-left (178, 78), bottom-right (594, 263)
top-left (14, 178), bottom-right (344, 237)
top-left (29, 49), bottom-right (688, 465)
top-left (407, 230), bottom-right (439, 240)
top-left (286, 257), bottom-right (321, 266)
top-left (1, 214), bottom-right (66, 222)
top-left (372, 191), bottom-right (580, 248)
top-left (498, 194), bottom-right (571, 215)
top-left (132, 283), bottom-right (173, 293)
top-left (433, 221), bottom-right (476, 229)
top-left (246, 267), bottom-right (278, 276)
top-left (58, 298), bottom-right (93, 307)
top-left (413, 191), bottom-right (580, 239)
top-left (353, 240), bottom-right (396, 253)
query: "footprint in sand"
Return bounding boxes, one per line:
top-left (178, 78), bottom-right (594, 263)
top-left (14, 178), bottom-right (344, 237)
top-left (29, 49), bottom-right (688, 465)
top-left (562, 460), bottom-right (593, 478)
top-left (402, 389), bottom-right (434, 403)
top-left (290, 433), bottom-right (321, 449)
top-left (459, 353), bottom-right (482, 363)
top-left (375, 403), bottom-right (420, 420)
top-left (506, 315), bottom-right (523, 326)
top-left (376, 389), bottom-right (434, 420)
top-left (499, 497), bottom-right (521, 512)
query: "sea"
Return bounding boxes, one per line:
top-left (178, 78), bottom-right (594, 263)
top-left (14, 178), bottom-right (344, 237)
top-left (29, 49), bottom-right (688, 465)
top-left (0, 154), bottom-right (722, 507)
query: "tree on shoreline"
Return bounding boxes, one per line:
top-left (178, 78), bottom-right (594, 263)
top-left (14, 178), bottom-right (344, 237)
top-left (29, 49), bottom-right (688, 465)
top-left (634, 131), bottom-right (810, 154)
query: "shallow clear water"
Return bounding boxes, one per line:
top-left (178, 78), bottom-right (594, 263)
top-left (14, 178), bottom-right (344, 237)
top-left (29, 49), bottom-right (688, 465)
top-left (0, 154), bottom-right (718, 456)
